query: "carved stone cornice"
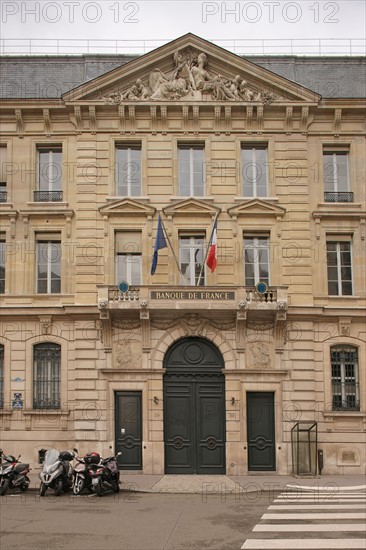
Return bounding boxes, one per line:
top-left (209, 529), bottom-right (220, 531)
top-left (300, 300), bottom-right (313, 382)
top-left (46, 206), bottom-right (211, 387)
top-left (99, 198), bottom-right (156, 236)
top-left (20, 208), bottom-right (74, 238)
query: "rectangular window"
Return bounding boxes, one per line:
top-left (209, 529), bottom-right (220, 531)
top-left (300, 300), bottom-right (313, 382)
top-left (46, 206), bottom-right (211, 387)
top-left (242, 145), bottom-right (268, 197)
top-left (0, 237), bottom-right (5, 294)
top-left (115, 145), bottom-right (141, 196)
top-left (326, 241), bottom-right (353, 296)
top-left (244, 236), bottom-right (270, 286)
top-left (36, 235), bottom-right (61, 294)
top-left (179, 235), bottom-right (205, 286)
top-left (0, 345), bottom-right (3, 409)
top-left (331, 347), bottom-right (359, 411)
top-left (0, 147), bottom-right (7, 203)
top-left (33, 343), bottom-right (61, 409)
top-left (36, 147), bottom-right (63, 201)
top-left (178, 145), bottom-right (204, 196)
top-left (115, 231), bottom-right (142, 285)
top-left (323, 151), bottom-right (352, 202)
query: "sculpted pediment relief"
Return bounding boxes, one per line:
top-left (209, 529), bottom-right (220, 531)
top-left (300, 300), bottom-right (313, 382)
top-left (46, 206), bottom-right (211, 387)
top-left (102, 48), bottom-right (279, 104)
top-left (63, 34), bottom-right (320, 104)
top-left (163, 198), bottom-right (220, 217)
top-left (99, 198), bottom-right (156, 217)
top-left (228, 199), bottom-right (286, 218)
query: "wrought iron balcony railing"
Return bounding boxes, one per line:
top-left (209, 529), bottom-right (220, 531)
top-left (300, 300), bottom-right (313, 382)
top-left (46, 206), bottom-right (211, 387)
top-left (0, 190), bottom-right (7, 202)
top-left (34, 190), bottom-right (63, 202)
top-left (324, 191), bottom-right (353, 203)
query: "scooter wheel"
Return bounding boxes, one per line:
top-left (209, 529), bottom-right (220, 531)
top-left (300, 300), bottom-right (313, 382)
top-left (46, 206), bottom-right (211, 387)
top-left (54, 479), bottom-right (63, 497)
top-left (72, 477), bottom-right (84, 495)
top-left (39, 482), bottom-right (47, 497)
top-left (1, 479), bottom-right (10, 496)
top-left (94, 481), bottom-right (103, 497)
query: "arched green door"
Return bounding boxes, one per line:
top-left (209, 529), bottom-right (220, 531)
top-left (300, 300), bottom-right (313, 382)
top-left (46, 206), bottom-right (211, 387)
top-left (163, 337), bottom-right (226, 474)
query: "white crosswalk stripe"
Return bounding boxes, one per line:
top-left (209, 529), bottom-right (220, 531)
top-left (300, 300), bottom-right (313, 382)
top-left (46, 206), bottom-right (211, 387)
top-left (241, 486), bottom-right (366, 549)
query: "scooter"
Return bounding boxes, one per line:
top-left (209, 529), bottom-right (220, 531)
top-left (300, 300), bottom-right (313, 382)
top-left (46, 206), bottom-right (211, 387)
top-left (39, 448), bottom-right (75, 496)
top-left (72, 450), bottom-right (101, 495)
top-left (0, 449), bottom-right (31, 495)
top-left (90, 452), bottom-right (121, 497)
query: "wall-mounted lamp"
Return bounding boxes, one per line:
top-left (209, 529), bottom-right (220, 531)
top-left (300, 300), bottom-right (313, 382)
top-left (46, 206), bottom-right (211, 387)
top-left (153, 396), bottom-right (159, 404)
top-left (231, 397), bottom-right (236, 406)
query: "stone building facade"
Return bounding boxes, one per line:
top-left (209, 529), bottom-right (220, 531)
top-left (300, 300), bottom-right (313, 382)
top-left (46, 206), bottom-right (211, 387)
top-left (0, 34), bottom-right (365, 475)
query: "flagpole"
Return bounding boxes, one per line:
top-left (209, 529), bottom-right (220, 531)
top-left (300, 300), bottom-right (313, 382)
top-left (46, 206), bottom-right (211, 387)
top-left (197, 212), bottom-right (218, 287)
top-left (159, 214), bottom-right (189, 285)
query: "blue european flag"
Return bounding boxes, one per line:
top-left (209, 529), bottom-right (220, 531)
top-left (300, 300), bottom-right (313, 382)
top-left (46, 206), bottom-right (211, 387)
top-left (151, 214), bottom-right (167, 275)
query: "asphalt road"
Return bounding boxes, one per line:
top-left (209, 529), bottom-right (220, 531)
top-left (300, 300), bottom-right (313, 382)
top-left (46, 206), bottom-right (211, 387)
top-left (0, 490), bottom-right (275, 550)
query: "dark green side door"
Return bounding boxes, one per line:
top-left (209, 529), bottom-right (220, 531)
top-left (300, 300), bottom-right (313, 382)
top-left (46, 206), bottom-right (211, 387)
top-left (115, 391), bottom-right (142, 470)
top-left (247, 392), bottom-right (276, 471)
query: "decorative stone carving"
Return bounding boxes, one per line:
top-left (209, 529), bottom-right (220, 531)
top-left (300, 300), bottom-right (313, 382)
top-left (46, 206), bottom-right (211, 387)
top-left (114, 341), bottom-right (141, 369)
top-left (102, 49), bottom-right (278, 104)
top-left (237, 300), bottom-right (247, 321)
top-left (140, 300), bottom-right (149, 320)
top-left (180, 314), bottom-right (210, 336)
top-left (247, 342), bottom-right (271, 369)
top-left (98, 300), bottom-right (108, 310)
top-left (339, 317), bottom-right (351, 337)
top-left (39, 315), bottom-right (52, 335)
top-left (151, 314), bottom-right (235, 334)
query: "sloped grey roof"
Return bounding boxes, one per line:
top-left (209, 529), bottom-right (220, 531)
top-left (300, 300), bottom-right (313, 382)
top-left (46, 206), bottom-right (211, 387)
top-left (0, 54), bottom-right (365, 99)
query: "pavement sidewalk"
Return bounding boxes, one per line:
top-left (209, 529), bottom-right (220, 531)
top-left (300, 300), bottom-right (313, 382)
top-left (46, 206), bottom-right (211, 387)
top-left (26, 471), bottom-right (366, 494)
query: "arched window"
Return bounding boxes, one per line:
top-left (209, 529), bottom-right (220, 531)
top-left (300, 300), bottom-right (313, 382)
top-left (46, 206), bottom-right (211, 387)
top-left (33, 343), bottom-right (61, 409)
top-left (0, 344), bottom-right (4, 409)
top-left (331, 346), bottom-right (359, 411)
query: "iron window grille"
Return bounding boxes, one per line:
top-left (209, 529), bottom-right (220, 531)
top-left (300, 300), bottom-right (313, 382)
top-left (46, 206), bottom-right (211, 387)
top-left (331, 346), bottom-right (360, 411)
top-left (33, 190), bottom-right (63, 202)
top-left (324, 191), bottom-right (353, 202)
top-left (33, 343), bottom-right (61, 409)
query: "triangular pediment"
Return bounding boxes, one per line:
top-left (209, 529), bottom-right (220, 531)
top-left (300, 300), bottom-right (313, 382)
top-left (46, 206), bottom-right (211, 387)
top-left (99, 198), bottom-right (156, 217)
top-left (63, 34), bottom-right (320, 104)
top-left (163, 198), bottom-right (220, 217)
top-left (228, 199), bottom-right (286, 218)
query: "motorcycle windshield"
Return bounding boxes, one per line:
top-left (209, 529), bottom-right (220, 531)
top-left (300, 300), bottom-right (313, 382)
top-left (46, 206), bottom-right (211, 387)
top-left (43, 448), bottom-right (60, 466)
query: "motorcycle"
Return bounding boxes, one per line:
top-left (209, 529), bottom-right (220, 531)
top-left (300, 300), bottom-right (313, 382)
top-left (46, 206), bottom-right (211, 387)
top-left (39, 448), bottom-right (75, 496)
top-left (72, 450), bottom-right (101, 496)
top-left (90, 452), bottom-right (121, 497)
top-left (0, 449), bottom-right (31, 496)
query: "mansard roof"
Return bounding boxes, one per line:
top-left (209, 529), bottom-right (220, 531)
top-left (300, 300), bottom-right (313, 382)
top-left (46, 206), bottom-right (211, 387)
top-left (1, 34), bottom-right (364, 100)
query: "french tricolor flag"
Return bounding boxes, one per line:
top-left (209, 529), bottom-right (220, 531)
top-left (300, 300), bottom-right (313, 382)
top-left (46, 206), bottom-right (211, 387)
top-left (206, 218), bottom-right (218, 273)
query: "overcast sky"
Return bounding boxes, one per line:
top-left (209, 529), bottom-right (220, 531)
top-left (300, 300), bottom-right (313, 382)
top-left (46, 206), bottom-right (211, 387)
top-left (1, 0), bottom-right (365, 54)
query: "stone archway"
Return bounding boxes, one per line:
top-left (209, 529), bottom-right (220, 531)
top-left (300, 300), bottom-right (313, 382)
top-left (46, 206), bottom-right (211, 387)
top-left (163, 337), bottom-right (226, 474)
